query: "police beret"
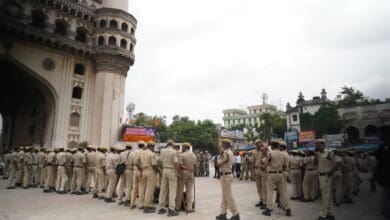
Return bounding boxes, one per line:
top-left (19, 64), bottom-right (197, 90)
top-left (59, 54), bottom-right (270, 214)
top-left (125, 143), bottom-right (133, 149)
top-left (99, 146), bottom-right (108, 151)
top-left (254, 139), bottom-right (262, 144)
top-left (138, 141), bottom-right (146, 146)
top-left (221, 139), bottom-right (232, 145)
top-left (182, 142), bottom-right (191, 147)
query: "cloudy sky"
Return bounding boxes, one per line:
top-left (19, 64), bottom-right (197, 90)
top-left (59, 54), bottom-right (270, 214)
top-left (124, 0), bottom-right (390, 124)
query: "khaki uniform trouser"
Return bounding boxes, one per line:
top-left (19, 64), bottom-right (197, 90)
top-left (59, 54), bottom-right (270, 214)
top-left (139, 168), bottom-right (156, 207)
top-left (319, 175), bottom-right (333, 218)
top-left (56, 166), bottom-right (68, 191)
top-left (38, 164), bottom-right (46, 186)
top-left (176, 171), bottom-right (195, 210)
top-left (22, 165), bottom-right (31, 187)
top-left (65, 166), bottom-right (73, 191)
top-left (331, 172), bottom-right (342, 203)
top-left (303, 170), bottom-right (316, 200)
top-left (159, 169), bottom-right (178, 210)
top-left (131, 169), bottom-right (142, 207)
top-left (342, 172), bottom-right (353, 200)
top-left (290, 169), bottom-right (302, 198)
top-left (72, 167), bottom-right (84, 192)
top-left (105, 169), bottom-right (117, 199)
top-left (94, 167), bottom-right (105, 195)
top-left (85, 166), bottom-right (94, 191)
top-left (117, 169), bottom-right (133, 202)
top-left (17, 162), bottom-right (24, 183)
top-left (31, 165), bottom-right (38, 185)
top-left (4, 164), bottom-right (9, 178)
top-left (240, 165), bottom-right (249, 180)
top-left (254, 169), bottom-right (263, 201)
top-left (266, 173), bottom-right (289, 210)
top-left (220, 174), bottom-right (238, 215)
top-left (7, 164), bottom-right (17, 187)
top-left (44, 166), bottom-right (54, 189)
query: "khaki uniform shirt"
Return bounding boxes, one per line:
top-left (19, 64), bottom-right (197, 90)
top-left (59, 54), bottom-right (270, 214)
top-left (37, 152), bottom-right (47, 165)
top-left (95, 152), bottom-right (106, 168)
top-left (11, 152), bottom-right (18, 164)
top-left (65, 152), bottom-right (73, 166)
top-left (160, 146), bottom-right (178, 169)
top-left (119, 150), bottom-right (132, 170)
top-left (304, 156), bottom-right (317, 170)
top-left (57, 152), bottom-right (67, 166)
top-left (105, 152), bottom-right (119, 170)
top-left (86, 151), bottom-right (96, 167)
top-left (18, 151), bottom-right (25, 163)
top-left (179, 151), bottom-right (197, 173)
top-left (267, 150), bottom-right (288, 172)
top-left (217, 149), bottom-right (234, 173)
top-left (131, 149), bottom-right (143, 171)
top-left (47, 152), bottom-right (56, 165)
top-left (317, 150), bottom-right (336, 173)
top-left (138, 149), bottom-right (157, 169)
top-left (73, 151), bottom-right (86, 167)
top-left (289, 155), bottom-right (302, 169)
top-left (24, 152), bottom-right (33, 165)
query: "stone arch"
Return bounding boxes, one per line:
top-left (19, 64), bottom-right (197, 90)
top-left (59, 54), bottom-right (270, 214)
top-left (120, 39), bottom-right (127, 49)
top-left (54, 19), bottom-right (69, 36)
top-left (109, 19), bottom-right (118, 28)
top-left (129, 43), bottom-right (134, 52)
top-left (75, 27), bottom-right (88, 43)
top-left (121, 22), bottom-right (128, 32)
top-left (345, 126), bottom-right (359, 144)
top-left (99, 19), bottom-right (107, 28)
top-left (98, 36), bottom-right (105, 45)
top-left (0, 55), bottom-right (57, 151)
top-left (108, 36), bottom-right (116, 46)
top-left (364, 124), bottom-right (379, 137)
top-left (30, 10), bottom-right (48, 29)
top-left (72, 86), bottom-right (83, 99)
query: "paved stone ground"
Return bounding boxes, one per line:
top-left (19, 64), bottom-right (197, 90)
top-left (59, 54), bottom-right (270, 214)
top-left (0, 171), bottom-right (385, 220)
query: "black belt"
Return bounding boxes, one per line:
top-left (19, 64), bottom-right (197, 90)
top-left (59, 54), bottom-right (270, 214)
top-left (221, 172), bottom-right (232, 176)
top-left (58, 165), bottom-right (64, 166)
top-left (269, 171), bottom-right (283, 174)
top-left (307, 169), bottom-right (317, 171)
top-left (319, 172), bottom-right (331, 177)
top-left (74, 166), bottom-right (83, 168)
top-left (290, 168), bottom-right (300, 170)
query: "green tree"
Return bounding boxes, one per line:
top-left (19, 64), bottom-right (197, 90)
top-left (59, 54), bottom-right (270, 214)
top-left (338, 86), bottom-right (369, 107)
top-left (313, 105), bottom-right (344, 137)
top-left (300, 112), bottom-right (314, 131)
top-left (256, 112), bottom-right (286, 141)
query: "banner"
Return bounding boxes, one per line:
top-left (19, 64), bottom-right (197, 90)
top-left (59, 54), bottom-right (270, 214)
top-left (284, 131), bottom-right (298, 142)
top-left (122, 127), bottom-right (155, 142)
top-left (298, 130), bottom-right (315, 142)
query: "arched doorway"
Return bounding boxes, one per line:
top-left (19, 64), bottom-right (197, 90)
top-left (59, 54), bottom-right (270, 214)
top-left (0, 57), bottom-right (56, 152)
top-left (345, 126), bottom-right (359, 144)
top-left (364, 125), bottom-right (379, 137)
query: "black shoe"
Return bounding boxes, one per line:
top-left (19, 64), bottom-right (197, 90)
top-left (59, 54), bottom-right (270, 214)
top-left (76, 191), bottom-right (82, 195)
top-left (158, 208), bottom-right (167, 214)
top-left (39, 186), bottom-right (44, 188)
top-left (139, 206), bottom-right (144, 210)
top-left (92, 193), bottom-right (98, 198)
top-left (118, 201), bottom-right (124, 205)
top-left (290, 197), bottom-right (298, 200)
top-left (123, 200), bottom-right (130, 206)
top-left (6, 186), bottom-right (16, 189)
top-left (216, 213), bottom-right (227, 220)
top-left (23, 186), bottom-right (29, 189)
top-left (104, 198), bottom-right (115, 203)
top-left (70, 191), bottom-right (77, 195)
top-left (300, 198), bottom-right (309, 202)
top-left (259, 204), bottom-right (266, 210)
top-left (230, 214), bottom-right (240, 220)
top-left (262, 208), bottom-right (272, 216)
top-left (326, 214), bottom-right (335, 220)
top-left (143, 207), bottom-right (156, 213)
top-left (187, 209), bottom-right (195, 213)
top-left (168, 209), bottom-right (179, 217)
top-left (98, 196), bottom-right (105, 200)
top-left (335, 203), bottom-right (340, 207)
top-left (255, 201), bottom-right (262, 207)
top-left (286, 209), bottom-right (292, 216)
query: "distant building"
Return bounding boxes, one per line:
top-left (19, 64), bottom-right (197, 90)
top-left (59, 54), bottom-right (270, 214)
top-left (223, 104), bottom-right (278, 129)
top-left (286, 89), bottom-right (333, 132)
top-left (286, 89), bottom-right (390, 143)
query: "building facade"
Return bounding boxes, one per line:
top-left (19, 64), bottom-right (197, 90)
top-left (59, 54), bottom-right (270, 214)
top-left (286, 89), bottom-right (390, 142)
top-left (0, 0), bottom-right (137, 152)
top-left (222, 104), bottom-right (278, 129)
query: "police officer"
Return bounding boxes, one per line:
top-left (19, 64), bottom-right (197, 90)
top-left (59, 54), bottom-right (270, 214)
top-left (72, 147), bottom-right (86, 195)
top-left (7, 149), bottom-right (18, 189)
top-left (157, 140), bottom-right (179, 216)
top-left (105, 146), bottom-right (119, 202)
top-left (93, 146), bottom-right (107, 199)
top-left (177, 142), bottom-right (196, 213)
top-left (253, 139), bottom-right (266, 208)
top-left (315, 139), bottom-right (336, 220)
top-left (262, 141), bottom-right (291, 217)
top-left (215, 139), bottom-right (240, 220)
top-left (117, 143), bottom-right (133, 206)
top-left (130, 141), bottom-right (146, 209)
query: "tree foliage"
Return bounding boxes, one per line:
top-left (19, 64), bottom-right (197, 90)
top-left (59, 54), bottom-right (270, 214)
top-left (338, 86), bottom-right (369, 107)
top-left (255, 112), bottom-right (286, 141)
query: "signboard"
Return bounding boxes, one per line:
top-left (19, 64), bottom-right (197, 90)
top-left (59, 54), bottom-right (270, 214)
top-left (284, 131), bottom-right (298, 142)
top-left (325, 134), bottom-right (344, 148)
top-left (122, 127), bottom-right (155, 142)
top-left (220, 130), bottom-right (245, 140)
top-left (298, 130), bottom-right (315, 142)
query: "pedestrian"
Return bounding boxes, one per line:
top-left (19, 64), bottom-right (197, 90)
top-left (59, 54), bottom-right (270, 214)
top-left (215, 139), bottom-right (240, 220)
top-left (315, 139), bottom-right (336, 220)
top-left (262, 141), bottom-right (291, 217)
top-left (157, 140), bottom-right (179, 216)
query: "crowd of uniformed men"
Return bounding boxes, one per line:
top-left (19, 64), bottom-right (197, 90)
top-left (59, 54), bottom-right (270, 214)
top-left (2, 140), bottom-right (197, 216)
top-left (1, 138), bottom-right (377, 220)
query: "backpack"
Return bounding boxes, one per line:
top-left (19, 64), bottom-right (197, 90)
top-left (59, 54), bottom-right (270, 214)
top-left (115, 151), bottom-right (130, 175)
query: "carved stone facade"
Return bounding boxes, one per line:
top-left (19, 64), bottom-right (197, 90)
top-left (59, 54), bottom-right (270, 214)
top-left (0, 0), bottom-right (137, 151)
